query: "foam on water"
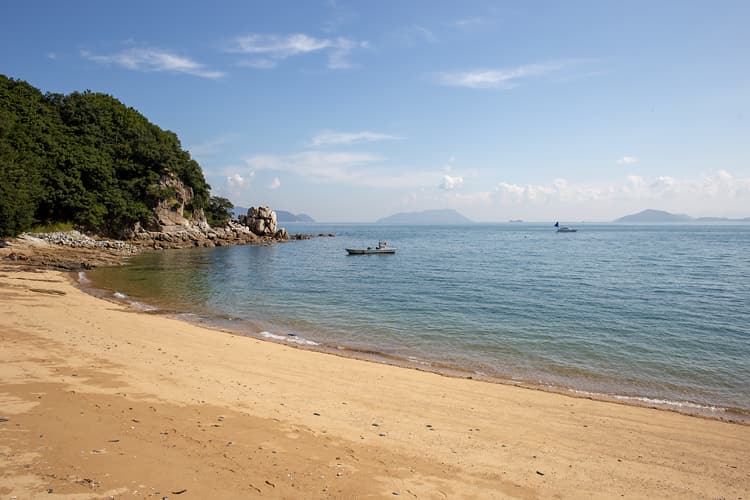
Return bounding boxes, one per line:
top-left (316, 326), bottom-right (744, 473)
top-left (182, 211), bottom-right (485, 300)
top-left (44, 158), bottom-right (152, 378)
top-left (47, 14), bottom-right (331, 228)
top-left (260, 331), bottom-right (319, 346)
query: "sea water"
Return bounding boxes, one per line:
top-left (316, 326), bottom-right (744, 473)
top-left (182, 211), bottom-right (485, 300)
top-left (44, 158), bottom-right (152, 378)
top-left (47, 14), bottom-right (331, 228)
top-left (85, 223), bottom-right (750, 418)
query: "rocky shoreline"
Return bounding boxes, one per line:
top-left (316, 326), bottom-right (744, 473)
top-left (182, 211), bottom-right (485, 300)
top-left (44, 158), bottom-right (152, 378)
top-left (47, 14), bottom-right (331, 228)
top-left (1, 206), bottom-right (334, 271)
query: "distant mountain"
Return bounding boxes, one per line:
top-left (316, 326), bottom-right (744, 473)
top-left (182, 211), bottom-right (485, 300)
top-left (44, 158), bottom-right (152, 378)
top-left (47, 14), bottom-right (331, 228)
top-left (376, 209), bottom-right (473, 225)
top-left (275, 210), bottom-right (315, 223)
top-left (615, 209), bottom-right (749, 223)
top-left (614, 209), bottom-right (692, 223)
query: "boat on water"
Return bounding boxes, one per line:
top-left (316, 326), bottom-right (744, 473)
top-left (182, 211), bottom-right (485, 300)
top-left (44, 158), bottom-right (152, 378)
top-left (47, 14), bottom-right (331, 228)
top-left (345, 241), bottom-right (397, 255)
top-left (554, 221), bottom-right (578, 233)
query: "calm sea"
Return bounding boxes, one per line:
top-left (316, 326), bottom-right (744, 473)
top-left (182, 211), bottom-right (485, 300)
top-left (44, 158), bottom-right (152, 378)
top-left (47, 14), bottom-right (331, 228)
top-left (85, 223), bottom-right (750, 419)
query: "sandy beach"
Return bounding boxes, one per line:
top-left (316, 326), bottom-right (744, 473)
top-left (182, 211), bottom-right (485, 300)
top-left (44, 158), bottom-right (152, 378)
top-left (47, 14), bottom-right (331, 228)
top-left (1, 268), bottom-right (748, 499)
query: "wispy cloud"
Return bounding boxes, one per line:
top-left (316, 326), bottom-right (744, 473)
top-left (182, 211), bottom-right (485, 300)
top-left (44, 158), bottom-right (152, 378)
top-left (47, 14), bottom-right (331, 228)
top-left (616, 156), bottom-right (639, 165)
top-left (440, 175), bottom-right (464, 190)
top-left (236, 58), bottom-right (277, 69)
top-left (245, 150), bottom-right (442, 189)
top-left (451, 17), bottom-right (493, 30)
top-left (392, 25), bottom-right (438, 47)
top-left (227, 33), bottom-right (368, 69)
top-left (187, 134), bottom-right (239, 159)
top-left (311, 130), bottom-right (400, 147)
top-left (269, 177), bottom-right (281, 190)
top-left (246, 151), bottom-right (380, 183)
top-left (435, 60), bottom-right (588, 89)
top-left (81, 47), bottom-right (224, 79)
top-left (413, 25), bottom-right (437, 43)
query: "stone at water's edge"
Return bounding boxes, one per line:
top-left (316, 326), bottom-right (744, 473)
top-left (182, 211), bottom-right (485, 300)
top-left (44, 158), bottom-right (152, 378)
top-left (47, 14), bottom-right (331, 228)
top-left (1, 201), bottom-right (333, 270)
top-left (237, 205), bottom-right (284, 238)
top-left (130, 204), bottom-right (290, 249)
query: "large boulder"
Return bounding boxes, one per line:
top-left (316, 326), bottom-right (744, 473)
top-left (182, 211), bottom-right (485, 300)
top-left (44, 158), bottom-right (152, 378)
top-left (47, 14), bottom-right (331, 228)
top-left (238, 205), bottom-right (279, 236)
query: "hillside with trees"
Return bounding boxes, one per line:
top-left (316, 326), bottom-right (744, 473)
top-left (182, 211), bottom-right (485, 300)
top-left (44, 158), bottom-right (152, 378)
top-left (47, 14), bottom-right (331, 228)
top-left (0, 75), bottom-right (231, 238)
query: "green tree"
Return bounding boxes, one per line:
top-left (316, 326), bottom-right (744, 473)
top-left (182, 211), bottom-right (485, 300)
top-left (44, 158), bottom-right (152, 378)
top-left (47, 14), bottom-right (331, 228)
top-left (0, 74), bottom-right (216, 237)
top-left (206, 196), bottom-right (234, 227)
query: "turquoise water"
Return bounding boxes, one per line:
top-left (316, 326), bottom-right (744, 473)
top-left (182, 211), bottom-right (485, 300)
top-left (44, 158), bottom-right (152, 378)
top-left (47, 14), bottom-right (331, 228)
top-left (86, 223), bottom-right (750, 418)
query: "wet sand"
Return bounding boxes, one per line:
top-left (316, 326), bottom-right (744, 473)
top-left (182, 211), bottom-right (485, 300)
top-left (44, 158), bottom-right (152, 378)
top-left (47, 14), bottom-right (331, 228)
top-left (1, 269), bottom-right (748, 498)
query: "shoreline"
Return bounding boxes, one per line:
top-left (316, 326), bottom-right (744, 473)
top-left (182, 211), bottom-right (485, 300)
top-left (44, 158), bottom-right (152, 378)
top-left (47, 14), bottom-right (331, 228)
top-left (2, 267), bottom-right (749, 497)
top-left (78, 268), bottom-right (750, 424)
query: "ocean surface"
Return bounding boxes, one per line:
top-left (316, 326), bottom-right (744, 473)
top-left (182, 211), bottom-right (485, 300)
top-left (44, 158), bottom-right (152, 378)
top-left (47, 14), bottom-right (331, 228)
top-left (85, 223), bottom-right (750, 419)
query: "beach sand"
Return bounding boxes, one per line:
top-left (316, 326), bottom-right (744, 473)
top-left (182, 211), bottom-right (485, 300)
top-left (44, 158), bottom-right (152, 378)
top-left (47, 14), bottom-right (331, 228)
top-left (1, 269), bottom-right (748, 499)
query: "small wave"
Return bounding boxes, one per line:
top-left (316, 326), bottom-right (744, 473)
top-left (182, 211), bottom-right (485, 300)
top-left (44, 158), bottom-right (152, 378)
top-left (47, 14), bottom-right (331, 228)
top-left (407, 356), bottom-right (432, 366)
top-left (113, 291), bottom-right (127, 299)
top-left (128, 300), bottom-right (158, 312)
top-left (77, 271), bottom-right (91, 284)
top-left (260, 331), bottom-right (319, 346)
top-left (569, 389), bottom-right (726, 413)
top-left (612, 395), bottom-right (725, 413)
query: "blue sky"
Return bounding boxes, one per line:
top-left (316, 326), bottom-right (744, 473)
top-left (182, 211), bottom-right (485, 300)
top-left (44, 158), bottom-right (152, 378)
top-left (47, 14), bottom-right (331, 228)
top-left (2, 1), bottom-right (749, 221)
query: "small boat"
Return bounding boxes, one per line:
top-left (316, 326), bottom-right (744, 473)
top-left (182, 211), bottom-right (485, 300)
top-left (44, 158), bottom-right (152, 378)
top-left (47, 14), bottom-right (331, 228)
top-left (345, 241), bottom-right (396, 255)
top-left (554, 221), bottom-right (578, 233)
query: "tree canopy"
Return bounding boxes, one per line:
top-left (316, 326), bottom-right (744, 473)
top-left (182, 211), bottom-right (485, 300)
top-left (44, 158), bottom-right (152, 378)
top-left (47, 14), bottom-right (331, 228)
top-left (0, 74), bottom-right (214, 237)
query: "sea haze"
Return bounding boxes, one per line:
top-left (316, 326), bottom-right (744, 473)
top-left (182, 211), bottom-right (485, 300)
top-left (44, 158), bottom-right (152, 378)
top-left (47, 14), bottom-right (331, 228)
top-left (86, 223), bottom-right (750, 419)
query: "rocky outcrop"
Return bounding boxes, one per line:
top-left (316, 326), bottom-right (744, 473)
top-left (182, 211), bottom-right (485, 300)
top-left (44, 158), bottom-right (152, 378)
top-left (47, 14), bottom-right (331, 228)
top-left (145, 174), bottom-right (207, 233)
top-left (237, 206), bottom-right (289, 240)
top-left (131, 220), bottom-right (270, 250)
top-left (130, 205), bottom-right (292, 249)
top-left (1, 202), bottom-right (329, 271)
top-left (2, 218), bottom-right (334, 270)
top-left (19, 231), bottom-right (138, 253)
top-left (131, 196), bottom-right (291, 249)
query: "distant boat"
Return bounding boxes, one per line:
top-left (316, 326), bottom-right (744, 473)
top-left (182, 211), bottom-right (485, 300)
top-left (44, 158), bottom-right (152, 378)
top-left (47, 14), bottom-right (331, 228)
top-left (345, 241), bottom-right (397, 255)
top-left (554, 221), bottom-right (578, 233)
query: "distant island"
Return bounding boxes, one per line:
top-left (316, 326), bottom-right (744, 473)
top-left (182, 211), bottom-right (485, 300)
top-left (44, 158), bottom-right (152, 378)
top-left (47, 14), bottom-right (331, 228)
top-left (376, 209), bottom-right (473, 225)
top-left (615, 209), bottom-right (750, 223)
top-left (275, 210), bottom-right (315, 223)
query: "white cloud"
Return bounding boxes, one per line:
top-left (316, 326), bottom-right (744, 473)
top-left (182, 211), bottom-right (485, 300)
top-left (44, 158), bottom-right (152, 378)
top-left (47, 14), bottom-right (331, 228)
top-left (440, 175), bottom-right (464, 190)
top-left (311, 130), bottom-right (400, 146)
top-left (81, 48), bottom-right (224, 79)
top-left (490, 170), bottom-right (750, 218)
top-left (617, 156), bottom-right (639, 165)
top-left (436, 60), bottom-right (587, 89)
top-left (227, 173), bottom-right (249, 188)
top-left (230, 33), bottom-right (330, 56)
top-left (269, 177), bottom-right (281, 190)
top-left (227, 33), bottom-right (367, 69)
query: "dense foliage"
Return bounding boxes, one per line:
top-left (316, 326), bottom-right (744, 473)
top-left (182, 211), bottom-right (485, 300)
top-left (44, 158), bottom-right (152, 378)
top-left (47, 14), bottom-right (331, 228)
top-left (205, 196), bottom-right (234, 227)
top-left (0, 75), bottom-right (212, 237)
